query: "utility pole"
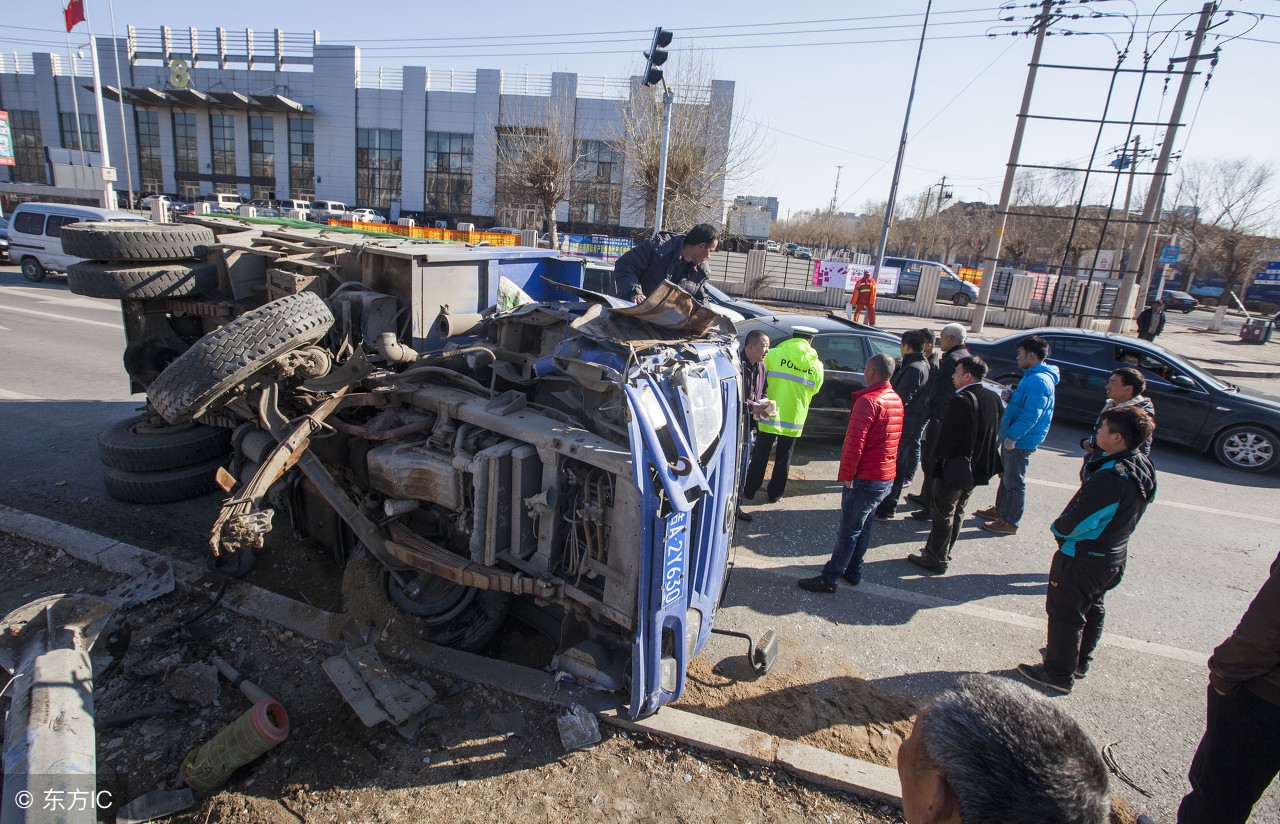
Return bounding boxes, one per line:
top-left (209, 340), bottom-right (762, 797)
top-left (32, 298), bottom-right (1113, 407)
top-left (652, 86), bottom-right (674, 236)
top-left (925, 175), bottom-right (952, 260)
top-left (970, 0), bottom-right (1055, 334)
top-left (1109, 2), bottom-right (1215, 333)
top-left (873, 0), bottom-right (933, 287)
top-left (85, 13), bottom-right (116, 208)
top-left (830, 166), bottom-right (842, 213)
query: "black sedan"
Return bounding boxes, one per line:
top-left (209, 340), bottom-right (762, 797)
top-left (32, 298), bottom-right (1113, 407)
top-left (735, 313), bottom-right (902, 437)
top-left (1156, 290), bottom-right (1199, 313)
top-left (966, 328), bottom-right (1280, 473)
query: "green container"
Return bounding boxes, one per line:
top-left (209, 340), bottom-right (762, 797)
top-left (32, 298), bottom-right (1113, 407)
top-left (180, 698), bottom-right (290, 792)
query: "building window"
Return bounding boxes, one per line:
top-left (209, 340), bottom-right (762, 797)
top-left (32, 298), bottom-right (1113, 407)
top-left (8, 110), bottom-right (45, 184)
top-left (494, 128), bottom-right (549, 230)
top-left (59, 112), bottom-right (99, 153)
top-left (210, 113), bottom-right (236, 177)
top-left (356, 128), bottom-right (401, 209)
top-left (173, 112), bottom-right (198, 175)
top-left (249, 115), bottom-right (274, 180)
top-left (177, 180), bottom-right (201, 200)
top-left (425, 132), bottom-right (473, 214)
top-left (288, 117), bottom-right (314, 199)
top-left (570, 140), bottom-right (623, 226)
top-left (213, 182), bottom-right (240, 195)
top-left (134, 110), bottom-right (163, 194)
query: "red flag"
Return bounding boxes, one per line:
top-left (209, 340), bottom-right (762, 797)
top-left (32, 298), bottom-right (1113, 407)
top-left (64, 0), bottom-right (86, 32)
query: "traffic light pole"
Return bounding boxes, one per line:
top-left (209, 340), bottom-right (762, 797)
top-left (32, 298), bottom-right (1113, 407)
top-left (652, 86), bottom-right (674, 237)
top-left (969, 0), bottom-right (1053, 335)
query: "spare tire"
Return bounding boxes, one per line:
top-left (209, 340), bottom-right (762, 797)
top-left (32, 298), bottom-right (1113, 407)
top-left (102, 456), bottom-right (228, 504)
top-left (147, 292), bottom-right (335, 423)
top-left (98, 415), bottom-right (232, 472)
top-left (61, 222), bottom-right (216, 262)
top-left (67, 260), bottom-right (219, 299)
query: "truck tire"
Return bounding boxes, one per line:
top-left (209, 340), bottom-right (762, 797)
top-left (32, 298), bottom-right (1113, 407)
top-left (147, 292), bottom-right (334, 423)
top-left (102, 456), bottom-right (228, 504)
top-left (67, 260), bottom-right (219, 299)
top-left (384, 568), bottom-right (511, 652)
top-left (97, 415), bottom-right (232, 472)
top-left (60, 222), bottom-right (216, 262)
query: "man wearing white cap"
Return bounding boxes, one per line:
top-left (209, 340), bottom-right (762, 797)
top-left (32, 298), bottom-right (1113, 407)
top-left (742, 325), bottom-right (825, 506)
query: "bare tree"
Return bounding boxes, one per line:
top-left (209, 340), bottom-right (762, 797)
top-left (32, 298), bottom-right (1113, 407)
top-left (1169, 158), bottom-right (1278, 297)
top-left (490, 97), bottom-right (581, 246)
top-left (616, 53), bottom-right (764, 232)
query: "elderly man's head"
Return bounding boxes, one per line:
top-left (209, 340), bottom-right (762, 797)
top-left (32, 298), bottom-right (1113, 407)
top-left (897, 674), bottom-right (1109, 824)
top-left (940, 323), bottom-right (966, 351)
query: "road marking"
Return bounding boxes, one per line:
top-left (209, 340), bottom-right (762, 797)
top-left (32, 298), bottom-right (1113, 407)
top-left (1028, 477), bottom-right (1280, 525)
top-left (0, 287), bottom-right (121, 311)
top-left (731, 549), bottom-right (1209, 667)
top-left (0, 387), bottom-right (37, 399)
top-left (0, 303), bottom-right (122, 329)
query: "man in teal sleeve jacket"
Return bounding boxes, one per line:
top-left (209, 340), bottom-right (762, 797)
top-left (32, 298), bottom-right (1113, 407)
top-left (977, 335), bottom-right (1059, 536)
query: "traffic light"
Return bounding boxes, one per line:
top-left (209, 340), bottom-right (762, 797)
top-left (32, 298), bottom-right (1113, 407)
top-left (643, 27), bottom-right (673, 87)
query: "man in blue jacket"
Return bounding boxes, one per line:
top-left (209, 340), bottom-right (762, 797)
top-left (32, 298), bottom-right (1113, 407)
top-left (1018, 405), bottom-right (1156, 693)
top-left (977, 335), bottom-right (1059, 535)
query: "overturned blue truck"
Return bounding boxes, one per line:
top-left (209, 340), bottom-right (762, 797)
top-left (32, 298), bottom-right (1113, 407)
top-left (61, 217), bottom-right (763, 716)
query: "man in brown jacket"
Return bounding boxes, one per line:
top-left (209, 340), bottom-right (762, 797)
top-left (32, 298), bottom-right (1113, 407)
top-left (1179, 550), bottom-right (1280, 824)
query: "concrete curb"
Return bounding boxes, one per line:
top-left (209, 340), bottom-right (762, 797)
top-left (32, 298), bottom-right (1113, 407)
top-left (0, 505), bottom-right (905, 807)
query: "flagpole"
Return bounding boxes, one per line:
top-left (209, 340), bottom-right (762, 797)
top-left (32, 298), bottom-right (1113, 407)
top-left (83, 3), bottom-right (116, 208)
top-left (107, 0), bottom-right (134, 209)
top-left (62, 26), bottom-right (88, 168)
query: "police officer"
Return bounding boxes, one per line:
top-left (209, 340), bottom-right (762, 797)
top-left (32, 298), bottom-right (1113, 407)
top-left (742, 325), bottom-right (825, 506)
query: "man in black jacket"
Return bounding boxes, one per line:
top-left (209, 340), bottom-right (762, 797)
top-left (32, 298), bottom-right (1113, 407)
top-left (1018, 405), bottom-right (1156, 694)
top-left (908, 356), bottom-right (1003, 574)
top-left (611, 224), bottom-right (720, 304)
top-left (876, 329), bottom-right (933, 519)
top-left (908, 323), bottom-right (970, 519)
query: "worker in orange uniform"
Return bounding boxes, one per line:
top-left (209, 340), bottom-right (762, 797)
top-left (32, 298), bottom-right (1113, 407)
top-left (848, 270), bottom-right (878, 325)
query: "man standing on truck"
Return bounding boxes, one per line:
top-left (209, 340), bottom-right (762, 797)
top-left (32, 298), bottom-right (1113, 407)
top-left (848, 269), bottom-right (878, 325)
top-left (611, 224), bottom-right (720, 304)
top-left (743, 326), bottom-right (825, 506)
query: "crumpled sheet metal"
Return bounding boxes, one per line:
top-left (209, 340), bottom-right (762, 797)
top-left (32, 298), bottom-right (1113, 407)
top-left (558, 280), bottom-right (730, 338)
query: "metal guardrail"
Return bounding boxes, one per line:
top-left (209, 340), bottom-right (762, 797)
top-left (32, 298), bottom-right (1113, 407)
top-left (576, 76), bottom-right (633, 100)
top-left (501, 72), bottom-right (554, 97)
top-left (426, 68), bottom-right (476, 93)
top-left (356, 66), bottom-right (403, 90)
top-left (0, 53), bottom-right (36, 74)
top-left (127, 25), bottom-right (317, 70)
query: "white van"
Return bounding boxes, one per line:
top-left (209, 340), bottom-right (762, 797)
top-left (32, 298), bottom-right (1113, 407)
top-left (197, 192), bottom-right (248, 212)
top-left (278, 198), bottom-right (311, 213)
top-left (311, 200), bottom-right (348, 219)
top-left (9, 202), bottom-right (146, 282)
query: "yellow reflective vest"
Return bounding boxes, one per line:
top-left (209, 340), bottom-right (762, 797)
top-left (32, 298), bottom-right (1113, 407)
top-left (758, 338), bottom-right (825, 437)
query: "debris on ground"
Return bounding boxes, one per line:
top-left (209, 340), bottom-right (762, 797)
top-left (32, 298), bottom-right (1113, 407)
top-left (165, 662), bottom-right (221, 707)
top-left (557, 704), bottom-right (602, 751)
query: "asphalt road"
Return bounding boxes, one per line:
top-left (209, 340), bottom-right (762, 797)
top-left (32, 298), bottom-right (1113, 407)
top-left (2, 263), bottom-right (1278, 821)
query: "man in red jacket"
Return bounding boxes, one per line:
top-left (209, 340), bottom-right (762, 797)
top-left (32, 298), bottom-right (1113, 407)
top-left (1179, 550), bottom-right (1280, 824)
top-left (799, 353), bottom-right (902, 592)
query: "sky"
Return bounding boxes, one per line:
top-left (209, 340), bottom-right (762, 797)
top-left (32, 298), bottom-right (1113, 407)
top-left (3, 0), bottom-right (1279, 222)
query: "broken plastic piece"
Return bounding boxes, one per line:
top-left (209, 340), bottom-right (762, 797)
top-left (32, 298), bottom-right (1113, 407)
top-left (557, 704), bottom-right (601, 751)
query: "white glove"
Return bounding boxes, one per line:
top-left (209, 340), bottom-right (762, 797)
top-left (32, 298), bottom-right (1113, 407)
top-left (1003, 438), bottom-right (1017, 451)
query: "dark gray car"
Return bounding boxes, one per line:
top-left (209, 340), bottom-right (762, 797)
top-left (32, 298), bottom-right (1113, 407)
top-left (884, 257), bottom-right (979, 306)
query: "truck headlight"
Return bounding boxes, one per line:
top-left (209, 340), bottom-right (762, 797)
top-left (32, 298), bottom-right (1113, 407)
top-left (682, 366), bottom-right (723, 457)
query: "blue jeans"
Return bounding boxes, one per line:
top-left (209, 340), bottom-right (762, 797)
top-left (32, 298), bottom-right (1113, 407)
top-left (995, 446), bottom-right (1033, 526)
top-left (820, 479), bottom-right (892, 584)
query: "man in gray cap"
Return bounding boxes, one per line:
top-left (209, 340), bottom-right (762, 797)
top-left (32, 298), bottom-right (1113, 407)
top-left (742, 324), bottom-right (825, 506)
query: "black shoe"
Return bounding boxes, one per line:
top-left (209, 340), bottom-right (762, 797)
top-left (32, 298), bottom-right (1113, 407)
top-left (906, 554), bottom-right (946, 574)
top-left (873, 509), bottom-right (893, 521)
top-left (797, 576), bottom-right (837, 593)
top-left (736, 508), bottom-right (753, 523)
top-left (1017, 662), bottom-right (1073, 694)
top-left (904, 493), bottom-right (927, 507)
top-left (767, 493), bottom-right (781, 504)
top-left (1074, 662), bottom-right (1089, 679)
top-left (840, 571), bottom-right (862, 586)
top-left (909, 509), bottom-right (931, 522)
